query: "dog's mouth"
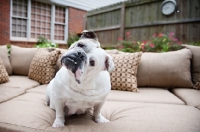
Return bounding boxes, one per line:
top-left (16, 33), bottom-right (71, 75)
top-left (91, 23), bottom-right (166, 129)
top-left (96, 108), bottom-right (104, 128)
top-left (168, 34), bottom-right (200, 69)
top-left (61, 51), bottom-right (87, 84)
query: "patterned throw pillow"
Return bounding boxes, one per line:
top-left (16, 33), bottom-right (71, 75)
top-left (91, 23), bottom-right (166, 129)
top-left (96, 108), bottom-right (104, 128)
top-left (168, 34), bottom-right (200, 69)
top-left (28, 48), bottom-right (60, 84)
top-left (0, 57), bottom-right (9, 84)
top-left (109, 52), bottom-right (142, 92)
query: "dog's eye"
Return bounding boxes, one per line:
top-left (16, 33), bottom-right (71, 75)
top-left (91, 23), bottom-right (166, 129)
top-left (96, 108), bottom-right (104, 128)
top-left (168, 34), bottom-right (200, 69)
top-left (89, 60), bottom-right (95, 66)
top-left (77, 43), bottom-right (84, 48)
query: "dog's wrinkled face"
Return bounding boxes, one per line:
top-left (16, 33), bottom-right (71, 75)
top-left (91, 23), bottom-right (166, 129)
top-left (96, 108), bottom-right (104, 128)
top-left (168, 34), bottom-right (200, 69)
top-left (61, 30), bottom-right (114, 84)
top-left (61, 47), bottom-right (114, 84)
top-left (61, 47), bottom-right (87, 84)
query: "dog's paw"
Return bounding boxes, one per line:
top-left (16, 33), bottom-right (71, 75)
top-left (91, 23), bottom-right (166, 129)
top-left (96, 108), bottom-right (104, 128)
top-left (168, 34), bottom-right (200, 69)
top-left (95, 115), bottom-right (110, 123)
top-left (52, 121), bottom-right (65, 128)
top-left (52, 122), bottom-right (65, 128)
top-left (44, 101), bottom-right (49, 106)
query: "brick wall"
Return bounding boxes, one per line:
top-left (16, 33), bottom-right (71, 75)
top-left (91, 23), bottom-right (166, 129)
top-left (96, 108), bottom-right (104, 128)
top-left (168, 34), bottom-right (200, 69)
top-left (68, 7), bottom-right (87, 34)
top-left (0, 0), bottom-right (10, 45)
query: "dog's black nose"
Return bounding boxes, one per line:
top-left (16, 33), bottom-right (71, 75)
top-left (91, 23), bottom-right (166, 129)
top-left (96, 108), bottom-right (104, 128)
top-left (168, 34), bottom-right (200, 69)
top-left (61, 49), bottom-right (87, 74)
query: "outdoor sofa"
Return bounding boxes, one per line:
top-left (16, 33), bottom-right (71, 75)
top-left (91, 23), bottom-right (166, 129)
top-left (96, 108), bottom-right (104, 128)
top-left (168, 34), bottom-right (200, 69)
top-left (0, 44), bottom-right (200, 132)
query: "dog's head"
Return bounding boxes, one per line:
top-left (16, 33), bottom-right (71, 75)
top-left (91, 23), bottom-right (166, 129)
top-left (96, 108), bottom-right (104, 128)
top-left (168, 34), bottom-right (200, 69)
top-left (68, 30), bottom-right (100, 53)
top-left (61, 32), bottom-right (114, 84)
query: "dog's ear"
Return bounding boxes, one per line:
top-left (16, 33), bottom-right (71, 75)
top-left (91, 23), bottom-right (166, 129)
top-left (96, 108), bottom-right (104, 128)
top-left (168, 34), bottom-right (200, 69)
top-left (80, 30), bottom-right (98, 41)
top-left (105, 54), bottom-right (114, 72)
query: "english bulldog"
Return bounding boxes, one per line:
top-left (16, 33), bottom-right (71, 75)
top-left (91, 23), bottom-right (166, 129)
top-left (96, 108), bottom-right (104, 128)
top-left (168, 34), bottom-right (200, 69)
top-left (45, 31), bottom-right (114, 127)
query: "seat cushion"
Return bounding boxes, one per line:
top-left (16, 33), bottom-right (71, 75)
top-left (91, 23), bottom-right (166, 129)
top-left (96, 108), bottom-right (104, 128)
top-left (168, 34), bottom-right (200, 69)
top-left (0, 75), bottom-right (40, 90)
top-left (197, 106), bottom-right (200, 110)
top-left (171, 88), bottom-right (200, 108)
top-left (0, 86), bottom-right (25, 103)
top-left (0, 45), bottom-right (12, 75)
top-left (137, 49), bottom-right (193, 88)
top-left (107, 88), bottom-right (184, 105)
top-left (27, 84), bottom-right (47, 94)
top-left (10, 45), bottom-right (38, 76)
top-left (0, 93), bottom-right (200, 132)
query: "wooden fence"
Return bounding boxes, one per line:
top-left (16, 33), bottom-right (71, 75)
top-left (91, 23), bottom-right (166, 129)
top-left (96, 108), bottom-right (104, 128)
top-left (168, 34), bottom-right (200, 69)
top-left (86, 0), bottom-right (200, 48)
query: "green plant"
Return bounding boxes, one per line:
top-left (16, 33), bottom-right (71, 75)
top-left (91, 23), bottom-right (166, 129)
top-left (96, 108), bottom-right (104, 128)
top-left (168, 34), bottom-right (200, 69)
top-left (6, 44), bottom-right (11, 55)
top-left (117, 32), bottom-right (183, 53)
top-left (67, 33), bottom-right (80, 47)
top-left (189, 41), bottom-right (200, 46)
top-left (35, 36), bottom-right (58, 48)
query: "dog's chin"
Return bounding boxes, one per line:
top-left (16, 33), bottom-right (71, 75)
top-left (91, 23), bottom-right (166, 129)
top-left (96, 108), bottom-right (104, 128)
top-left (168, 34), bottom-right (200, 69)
top-left (63, 65), bottom-right (83, 84)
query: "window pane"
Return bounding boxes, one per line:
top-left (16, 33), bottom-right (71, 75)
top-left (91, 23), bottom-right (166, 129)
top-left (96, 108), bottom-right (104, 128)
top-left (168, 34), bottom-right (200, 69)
top-left (54, 24), bottom-right (65, 41)
top-left (55, 6), bottom-right (65, 23)
top-left (12, 0), bottom-right (28, 38)
top-left (12, 0), bottom-right (28, 17)
top-left (12, 18), bottom-right (27, 37)
top-left (54, 6), bottom-right (65, 41)
top-left (31, 0), bottom-right (51, 39)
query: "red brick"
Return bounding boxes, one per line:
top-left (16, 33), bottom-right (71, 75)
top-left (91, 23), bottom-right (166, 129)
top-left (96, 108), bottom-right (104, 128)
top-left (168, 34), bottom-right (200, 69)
top-left (68, 7), bottom-right (87, 34)
top-left (0, 0), bottom-right (10, 45)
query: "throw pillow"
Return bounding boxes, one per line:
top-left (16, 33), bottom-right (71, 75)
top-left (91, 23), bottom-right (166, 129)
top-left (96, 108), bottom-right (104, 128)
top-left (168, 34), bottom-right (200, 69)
top-left (109, 52), bottom-right (142, 92)
top-left (0, 57), bottom-right (9, 84)
top-left (182, 44), bottom-right (200, 90)
top-left (28, 48), bottom-right (60, 84)
top-left (193, 78), bottom-right (200, 90)
top-left (0, 45), bottom-right (12, 75)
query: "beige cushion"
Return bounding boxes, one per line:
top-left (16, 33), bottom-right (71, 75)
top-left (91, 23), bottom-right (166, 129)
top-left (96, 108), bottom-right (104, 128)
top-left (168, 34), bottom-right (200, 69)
top-left (137, 49), bottom-right (193, 88)
top-left (171, 88), bottom-right (200, 108)
top-left (105, 49), bottom-right (120, 54)
top-left (28, 48), bottom-right (60, 84)
top-left (0, 57), bottom-right (9, 84)
top-left (110, 52), bottom-right (142, 92)
top-left (26, 84), bottom-right (47, 94)
top-left (0, 45), bottom-right (12, 75)
top-left (107, 88), bottom-right (184, 105)
top-left (0, 93), bottom-right (200, 132)
top-left (0, 75), bottom-right (40, 90)
top-left (0, 86), bottom-right (25, 103)
top-left (0, 92), bottom-right (56, 132)
top-left (197, 106), bottom-right (200, 110)
top-left (10, 45), bottom-right (38, 76)
top-left (183, 44), bottom-right (200, 90)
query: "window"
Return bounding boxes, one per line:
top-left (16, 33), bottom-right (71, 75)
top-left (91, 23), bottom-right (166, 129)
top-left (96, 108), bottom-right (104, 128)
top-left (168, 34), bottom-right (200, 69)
top-left (12, 0), bottom-right (28, 38)
top-left (54, 6), bottom-right (66, 41)
top-left (10, 0), bottom-right (68, 44)
top-left (31, 1), bottom-right (51, 39)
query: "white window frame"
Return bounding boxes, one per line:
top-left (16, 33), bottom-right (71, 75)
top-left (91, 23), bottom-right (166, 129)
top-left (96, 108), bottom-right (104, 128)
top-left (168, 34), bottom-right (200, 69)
top-left (10, 0), bottom-right (68, 44)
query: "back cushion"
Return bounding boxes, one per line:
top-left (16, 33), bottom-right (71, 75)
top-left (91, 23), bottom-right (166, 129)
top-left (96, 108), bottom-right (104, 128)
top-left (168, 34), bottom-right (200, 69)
top-left (183, 44), bottom-right (200, 90)
top-left (0, 45), bottom-right (12, 75)
top-left (10, 45), bottom-right (38, 76)
top-left (137, 49), bottom-right (193, 88)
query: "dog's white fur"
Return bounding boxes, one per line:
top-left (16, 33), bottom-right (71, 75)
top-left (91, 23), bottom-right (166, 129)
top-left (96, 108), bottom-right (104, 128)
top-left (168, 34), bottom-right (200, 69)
top-left (45, 40), bottom-right (114, 127)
